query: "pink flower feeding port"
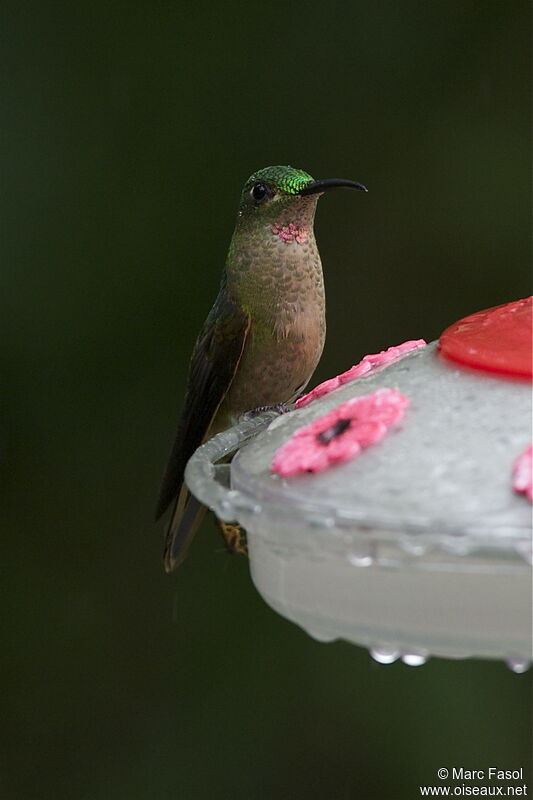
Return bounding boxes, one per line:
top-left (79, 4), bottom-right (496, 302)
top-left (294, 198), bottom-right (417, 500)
top-left (512, 445), bottom-right (533, 503)
top-left (271, 388), bottom-right (409, 477)
top-left (184, 304), bottom-right (532, 669)
top-left (295, 339), bottom-right (426, 408)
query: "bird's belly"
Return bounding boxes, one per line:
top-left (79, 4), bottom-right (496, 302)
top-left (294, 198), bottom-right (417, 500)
top-left (218, 322), bottom-right (324, 426)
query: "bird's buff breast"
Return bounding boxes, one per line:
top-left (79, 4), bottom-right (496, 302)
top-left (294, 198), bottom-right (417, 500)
top-left (220, 313), bottom-right (325, 424)
top-left (217, 221), bottom-right (326, 426)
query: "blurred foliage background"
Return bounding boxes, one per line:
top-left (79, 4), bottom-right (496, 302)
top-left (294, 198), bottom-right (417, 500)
top-left (2, 1), bottom-right (531, 798)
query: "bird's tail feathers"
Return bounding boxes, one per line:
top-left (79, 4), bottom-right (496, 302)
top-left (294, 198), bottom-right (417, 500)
top-left (163, 485), bottom-right (206, 572)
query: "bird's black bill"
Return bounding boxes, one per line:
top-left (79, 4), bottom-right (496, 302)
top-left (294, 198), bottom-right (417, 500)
top-left (299, 178), bottom-right (368, 196)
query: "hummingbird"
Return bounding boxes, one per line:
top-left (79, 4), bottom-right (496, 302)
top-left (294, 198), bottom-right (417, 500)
top-left (156, 165), bottom-right (367, 571)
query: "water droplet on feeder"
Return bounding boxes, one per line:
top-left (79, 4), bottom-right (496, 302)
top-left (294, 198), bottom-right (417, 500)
top-left (219, 498), bottom-right (233, 517)
top-left (348, 553), bottom-right (373, 567)
top-left (370, 646), bottom-right (400, 664)
top-left (401, 652), bottom-right (428, 667)
top-left (505, 658), bottom-right (531, 674)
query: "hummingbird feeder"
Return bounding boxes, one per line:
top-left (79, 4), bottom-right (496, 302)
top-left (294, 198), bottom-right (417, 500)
top-left (185, 298), bottom-right (532, 670)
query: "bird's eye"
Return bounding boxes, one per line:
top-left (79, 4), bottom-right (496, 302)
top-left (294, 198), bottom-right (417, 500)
top-left (251, 183), bottom-right (268, 203)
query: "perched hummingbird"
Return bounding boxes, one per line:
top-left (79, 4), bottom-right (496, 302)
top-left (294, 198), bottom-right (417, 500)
top-left (157, 165), bottom-right (367, 571)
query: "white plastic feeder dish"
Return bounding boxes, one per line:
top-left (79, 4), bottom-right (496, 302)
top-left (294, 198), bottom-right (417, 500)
top-left (185, 341), bottom-right (532, 667)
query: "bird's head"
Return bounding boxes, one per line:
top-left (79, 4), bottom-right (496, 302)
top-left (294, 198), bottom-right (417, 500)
top-left (237, 165), bottom-right (367, 224)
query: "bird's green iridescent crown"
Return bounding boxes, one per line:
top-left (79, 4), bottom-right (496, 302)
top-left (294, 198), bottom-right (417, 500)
top-left (246, 165), bottom-right (315, 195)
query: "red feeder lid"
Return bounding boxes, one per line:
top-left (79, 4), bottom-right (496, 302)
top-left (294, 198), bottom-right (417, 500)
top-left (439, 297), bottom-right (532, 379)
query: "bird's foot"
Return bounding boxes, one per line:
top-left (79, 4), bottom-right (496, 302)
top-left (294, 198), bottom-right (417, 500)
top-left (218, 520), bottom-right (248, 557)
top-left (241, 402), bottom-right (290, 421)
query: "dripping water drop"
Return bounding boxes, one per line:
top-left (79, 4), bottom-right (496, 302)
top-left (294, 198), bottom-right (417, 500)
top-left (370, 646), bottom-right (400, 665)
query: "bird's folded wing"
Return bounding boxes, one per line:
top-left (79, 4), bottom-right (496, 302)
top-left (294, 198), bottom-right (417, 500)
top-left (155, 294), bottom-right (251, 520)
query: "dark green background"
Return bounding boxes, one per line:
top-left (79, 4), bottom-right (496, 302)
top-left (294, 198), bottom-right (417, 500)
top-left (3, 2), bottom-right (531, 798)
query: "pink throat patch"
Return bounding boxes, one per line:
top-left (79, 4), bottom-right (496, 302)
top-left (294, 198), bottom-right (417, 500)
top-left (271, 222), bottom-right (308, 244)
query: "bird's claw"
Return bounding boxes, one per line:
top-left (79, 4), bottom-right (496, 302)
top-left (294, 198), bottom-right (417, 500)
top-left (218, 521), bottom-right (248, 557)
top-left (240, 403), bottom-right (290, 421)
